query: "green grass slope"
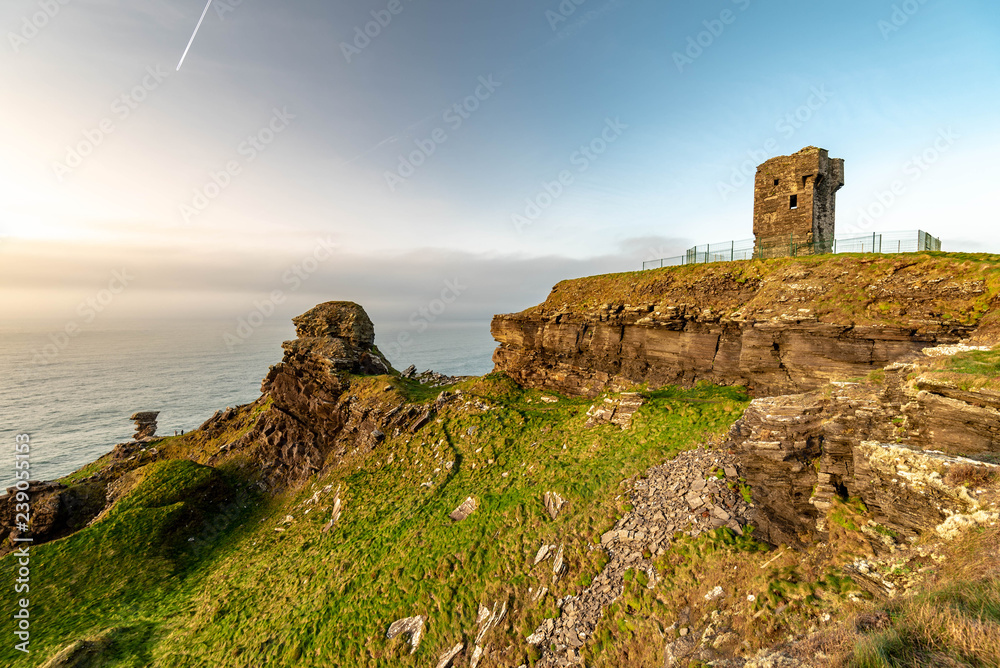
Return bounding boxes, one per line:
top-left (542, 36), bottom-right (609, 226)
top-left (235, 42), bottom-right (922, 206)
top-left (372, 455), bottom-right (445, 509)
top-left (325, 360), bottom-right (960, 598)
top-left (2, 375), bottom-right (748, 667)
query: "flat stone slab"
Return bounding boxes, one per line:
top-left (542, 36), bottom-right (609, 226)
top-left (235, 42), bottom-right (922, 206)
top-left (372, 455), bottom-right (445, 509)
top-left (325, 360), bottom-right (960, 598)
top-left (449, 496), bottom-right (478, 522)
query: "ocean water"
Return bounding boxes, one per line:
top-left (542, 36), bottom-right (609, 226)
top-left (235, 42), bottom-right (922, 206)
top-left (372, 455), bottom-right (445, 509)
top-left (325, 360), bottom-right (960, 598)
top-left (0, 320), bottom-right (496, 490)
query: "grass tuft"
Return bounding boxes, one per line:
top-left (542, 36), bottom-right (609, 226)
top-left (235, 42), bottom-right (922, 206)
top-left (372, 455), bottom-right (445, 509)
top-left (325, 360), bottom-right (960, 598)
top-left (944, 463), bottom-right (999, 489)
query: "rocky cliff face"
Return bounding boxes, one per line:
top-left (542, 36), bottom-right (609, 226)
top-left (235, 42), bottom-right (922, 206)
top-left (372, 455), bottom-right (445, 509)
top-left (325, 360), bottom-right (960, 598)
top-left (728, 348), bottom-right (1000, 548)
top-left (492, 255), bottom-right (1000, 398)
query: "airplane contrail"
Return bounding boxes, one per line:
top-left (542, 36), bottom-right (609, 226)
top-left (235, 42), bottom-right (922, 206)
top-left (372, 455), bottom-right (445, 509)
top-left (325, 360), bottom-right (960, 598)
top-left (176, 0), bottom-right (214, 71)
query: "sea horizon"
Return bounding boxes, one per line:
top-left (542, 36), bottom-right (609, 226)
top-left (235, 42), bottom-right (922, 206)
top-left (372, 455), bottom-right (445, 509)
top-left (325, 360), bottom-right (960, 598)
top-left (0, 317), bottom-right (497, 490)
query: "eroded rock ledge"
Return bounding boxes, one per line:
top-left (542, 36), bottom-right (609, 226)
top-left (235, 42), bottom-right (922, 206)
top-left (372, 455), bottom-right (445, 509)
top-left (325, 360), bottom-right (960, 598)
top-left (492, 255), bottom-right (1000, 398)
top-left (729, 355), bottom-right (1000, 548)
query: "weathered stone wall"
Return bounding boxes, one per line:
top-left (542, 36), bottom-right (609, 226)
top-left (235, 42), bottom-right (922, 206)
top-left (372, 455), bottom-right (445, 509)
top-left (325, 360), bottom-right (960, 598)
top-left (753, 146), bottom-right (844, 255)
top-left (812, 151), bottom-right (844, 252)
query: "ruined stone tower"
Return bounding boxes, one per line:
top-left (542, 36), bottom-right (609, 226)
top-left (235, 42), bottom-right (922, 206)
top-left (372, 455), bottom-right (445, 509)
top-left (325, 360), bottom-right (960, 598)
top-left (753, 147), bottom-right (844, 256)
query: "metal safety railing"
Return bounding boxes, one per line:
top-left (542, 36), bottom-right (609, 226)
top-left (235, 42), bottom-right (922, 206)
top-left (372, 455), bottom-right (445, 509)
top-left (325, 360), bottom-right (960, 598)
top-left (642, 229), bottom-right (942, 271)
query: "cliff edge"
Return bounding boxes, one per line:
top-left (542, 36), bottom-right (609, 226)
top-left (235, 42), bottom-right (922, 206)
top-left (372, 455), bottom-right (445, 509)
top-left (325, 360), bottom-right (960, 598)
top-left (492, 253), bottom-right (1000, 398)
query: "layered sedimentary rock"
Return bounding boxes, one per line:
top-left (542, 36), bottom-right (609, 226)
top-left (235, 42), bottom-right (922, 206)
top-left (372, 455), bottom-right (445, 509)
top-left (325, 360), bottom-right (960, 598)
top-left (492, 255), bottom-right (999, 398)
top-left (728, 355), bottom-right (1000, 548)
top-left (906, 376), bottom-right (1000, 454)
top-left (284, 301), bottom-right (390, 376)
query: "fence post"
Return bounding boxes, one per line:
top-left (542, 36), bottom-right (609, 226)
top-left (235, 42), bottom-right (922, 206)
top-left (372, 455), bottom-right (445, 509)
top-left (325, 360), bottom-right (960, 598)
top-left (731, 240), bottom-right (734, 262)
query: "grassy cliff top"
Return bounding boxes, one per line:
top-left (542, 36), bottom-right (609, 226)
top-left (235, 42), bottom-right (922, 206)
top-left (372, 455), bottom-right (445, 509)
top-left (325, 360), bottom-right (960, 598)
top-left (506, 252), bottom-right (1000, 333)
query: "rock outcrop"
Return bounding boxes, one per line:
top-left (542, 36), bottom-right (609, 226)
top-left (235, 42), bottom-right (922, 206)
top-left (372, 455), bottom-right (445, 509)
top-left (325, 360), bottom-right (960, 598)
top-left (39, 629), bottom-right (120, 668)
top-left (130, 411), bottom-right (159, 440)
top-left (284, 301), bottom-right (390, 376)
top-left (729, 352), bottom-right (1000, 547)
top-left (210, 302), bottom-right (429, 488)
top-left (449, 496), bottom-right (478, 522)
top-left (543, 491), bottom-right (567, 520)
top-left (435, 643), bottom-right (465, 668)
top-left (584, 393), bottom-right (645, 429)
top-left (0, 301), bottom-right (446, 556)
top-left (386, 615), bottom-right (426, 654)
top-left (492, 255), bottom-right (999, 398)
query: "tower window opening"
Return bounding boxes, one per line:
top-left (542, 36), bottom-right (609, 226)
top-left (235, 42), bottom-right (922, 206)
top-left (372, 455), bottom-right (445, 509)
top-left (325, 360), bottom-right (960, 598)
top-left (790, 194), bottom-right (798, 209)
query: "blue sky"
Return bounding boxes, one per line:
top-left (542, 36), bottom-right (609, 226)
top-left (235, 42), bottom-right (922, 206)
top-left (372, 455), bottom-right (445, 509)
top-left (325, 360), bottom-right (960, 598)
top-left (1, 0), bottom-right (998, 325)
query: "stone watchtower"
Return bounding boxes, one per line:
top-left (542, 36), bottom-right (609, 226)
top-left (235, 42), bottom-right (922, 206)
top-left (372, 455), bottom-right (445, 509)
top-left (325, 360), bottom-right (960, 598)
top-left (753, 147), bottom-right (844, 256)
